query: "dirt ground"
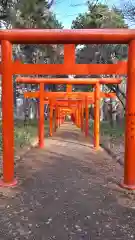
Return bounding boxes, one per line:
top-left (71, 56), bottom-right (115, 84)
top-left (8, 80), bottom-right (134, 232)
top-left (0, 123), bottom-right (135, 240)
top-left (100, 134), bottom-right (124, 166)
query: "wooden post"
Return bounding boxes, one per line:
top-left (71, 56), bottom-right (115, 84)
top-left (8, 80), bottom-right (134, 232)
top-left (78, 103), bottom-right (81, 128)
top-left (39, 83), bottom-right (44, 148)
top-left (0, 40), bottom-right (17, 186)
top-left (81, 100), bottom-right (84, 132)
top-left (121, 40), bottom-right (135, 189)
top-left (49, 99), bottom-right (53, 137)
top-left (94, 82), bottom-right (100, 149)
top-left (85, 96), bottom-right (89, 137)
top-left (55, 104), bottom-right (58, 131)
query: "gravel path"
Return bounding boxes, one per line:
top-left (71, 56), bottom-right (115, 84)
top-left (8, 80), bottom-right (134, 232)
top-left (0, 123), bottom-right (135, 240)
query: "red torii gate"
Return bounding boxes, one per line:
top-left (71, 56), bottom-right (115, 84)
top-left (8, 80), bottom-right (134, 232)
top-left (24, 89), bottom-right (116, 136)
top-left (32, 96), bottom-right (93, 140)
top-left (23, 87), bottom-right (117, 142)
top-left (17, 77), bottom-right (121, 149)
top-left (47, 98), bottom-right (84, 137)
top-left (0, 29), bottom-right (134, 190)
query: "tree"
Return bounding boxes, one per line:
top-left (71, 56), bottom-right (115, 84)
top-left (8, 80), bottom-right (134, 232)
top-left (71, 2), bottom-right (128, 125)
top-left (10, 0), bottom-right (63, 78)
top-left (119, 0), bottom-right (135, 25)
top-left (0, 0), bottom-right (63, 119)
top-left (0, 0), bottom-right (10, 19)
top-left (72, 3), bottom-right (128, 74)
top-left (0, 0), bottom-right (55, 23)
top-left (72, 3), bottom-right (128, 29)
top-left (1, 0), bottom-right (63, 65)
top-left (72, 2), bottom-right (128, 107)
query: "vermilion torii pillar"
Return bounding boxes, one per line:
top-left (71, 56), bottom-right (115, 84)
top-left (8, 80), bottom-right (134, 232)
top-left (94, 82), bottom-right (100, 149)
top-left (85, 96), bottom-right (89, 137)
top-left (39, 83), bottom-right (45, 148)
top-left (49, 98), bottom-right (53, 137)
top-left (122, 40), bottom-right (135, 189)
top-left (0, 41), bottom-right (17, 186)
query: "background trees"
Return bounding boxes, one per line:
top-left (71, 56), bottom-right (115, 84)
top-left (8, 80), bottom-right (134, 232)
top-left (119, 0), bottom-right (135, 27)
top-left (71, 1), bottom-right (128, 123)
top-left (0, 0), bottom-right (63, 118)
top-left (71, 2), bottom-right (128, 112)
top-left (0, 0), bottom-right (131, 121)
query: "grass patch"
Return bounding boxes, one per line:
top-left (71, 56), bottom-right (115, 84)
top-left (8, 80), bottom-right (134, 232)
top-left (0, 119), bottom-right (49, 151)
top-left (89, 120), bottom-right (125, 138)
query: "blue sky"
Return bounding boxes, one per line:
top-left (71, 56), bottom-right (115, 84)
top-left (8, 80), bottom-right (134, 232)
top-left (52, 0), bottom-right (119, 28)
top-left (52, 0), bottom-right (87, 28)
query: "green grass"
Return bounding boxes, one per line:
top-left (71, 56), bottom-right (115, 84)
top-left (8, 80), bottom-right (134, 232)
top-left (0, 118), bottom-right (125, 152)
top-left (89, 119), bottom-right (125, 138)
top-left (0, 119), bottom-right (49, 151)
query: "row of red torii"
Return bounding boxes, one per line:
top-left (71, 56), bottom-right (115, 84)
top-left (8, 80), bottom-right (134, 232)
top-left (20, 77), bottom-right (119, 148)
top-left (0, 29), bottom-right (135, 190)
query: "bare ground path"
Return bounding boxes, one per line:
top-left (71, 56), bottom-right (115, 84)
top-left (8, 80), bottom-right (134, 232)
top-left (0, 123), bottom-right (135, 239)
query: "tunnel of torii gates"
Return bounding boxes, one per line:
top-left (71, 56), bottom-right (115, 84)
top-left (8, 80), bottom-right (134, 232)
top-left (0, 29), bottom-right (135, 190)
top-left (20, 78), bottom-right (119, 150)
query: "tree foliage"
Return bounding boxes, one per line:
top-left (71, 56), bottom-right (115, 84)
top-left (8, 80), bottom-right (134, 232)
top-left (71, 2), bottom-right (128, 108)
top-left (0, 0), bottom-right (10, 19)
top-left (10, 0), bottom-right (63, 84)
top-left (72, 3), bottom-right (128, 29)
top-left (0, 0), bottom-right (63, 111)
top-left (119, 0), bottom-right (135, 25)
top-left (0, 0), bottom-right (55, 21)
